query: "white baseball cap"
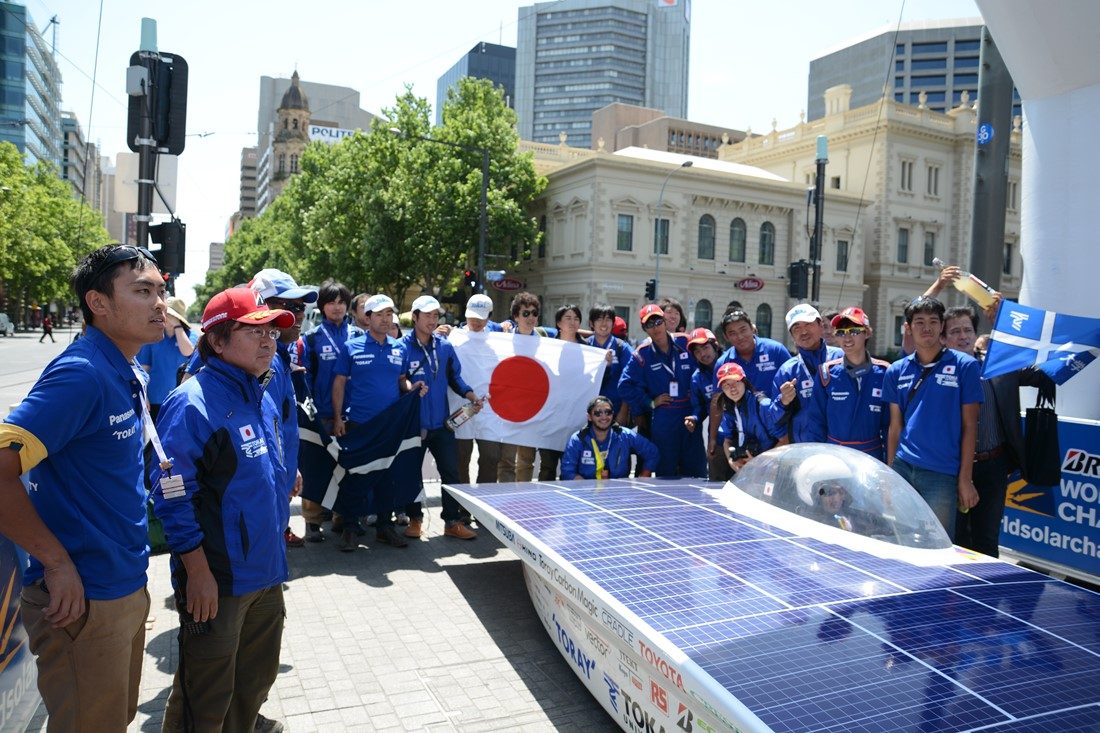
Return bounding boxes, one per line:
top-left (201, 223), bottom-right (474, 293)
top-left (465, 294), bottom-right (493, 321)
top-left (411, 295), bottom-right (444, 314)
top-left (785, 303), bottom-right (822, 331)
top-left (362, 294), bottom-right (396, 313)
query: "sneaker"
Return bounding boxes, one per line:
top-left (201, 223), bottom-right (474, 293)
top-left (305, 523), bottom-right (324, 543)
top-left (405, 519), bottom-right (423, 539)
top-left (284, 528), bottom-right (305, 548)
top-left (254, 714), bottom-right (285, 733)
top-left (376, 525), bottom-right (409, 548)
top-left (337, 528), bottom-right (358, 552)
top-left (444, 521), bottom-right (477, 540)
top-left (396, 513), bottom-right (410, 526)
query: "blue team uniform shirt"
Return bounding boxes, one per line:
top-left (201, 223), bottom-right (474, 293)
top-left (336, 333), bottom-right (407, 423)
top-left (302, 319), bottom-right (361, 419)
top-left (773, 341), bottom-right (843, 443)
top-left (717, 394), bottom-right (785, 453)
top-left (268, 341), bottom-right (299, 492)
top-left (883, 348), bottom-right (983, 476)
top-left (813, 357), bottom-right (892, 460)
top-left (587, 334), bottom-right (632, 414)
top-left (137, 331), bottom-right (198, 405)
top-left (712, 337), bottom-right (791, 397)
top-left (618, 334), bottom-right (697, 415)
top-left (1, 326), bottom-right (148, 599)
top-left (402, 332), bottom-right (474, 431)
top-left (152, 357), bottom-right (288, 597)
top-left (560, 426), bottom-right (660, 479)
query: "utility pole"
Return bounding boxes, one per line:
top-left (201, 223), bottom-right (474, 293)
top-left (810, 135), bottom-right (828, 305)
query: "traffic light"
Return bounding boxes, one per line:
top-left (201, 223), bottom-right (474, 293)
top-left (150, 218), bottom-right (186, 274)
top-left (644, 278), bottom-right (656, 300)
top-left (787, 260), bottom-right (809, 299)
top-left (463, 269), bottom-right (479, 292)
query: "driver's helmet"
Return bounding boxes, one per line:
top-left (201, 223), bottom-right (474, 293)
top-left (793, 454), bottom-right (855, 509)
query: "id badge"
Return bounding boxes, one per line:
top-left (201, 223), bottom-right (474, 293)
top-left (159, 474), bottom-right (186, 500)
top-left (669, 382), bottom-right (679, 398)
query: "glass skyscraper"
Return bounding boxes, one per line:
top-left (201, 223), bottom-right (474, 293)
top-left (0, 1), bottom-right (62, 169)
top-left (436, 42), bottom-right (516, 125)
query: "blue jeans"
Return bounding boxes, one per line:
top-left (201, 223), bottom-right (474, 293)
top-left (892, 458), bottom-right (959, 540)
top-left (407, 427), bottom-right (465, 523)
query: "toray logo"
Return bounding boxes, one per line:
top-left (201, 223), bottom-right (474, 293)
top-left (1063, 449), bottom-right (1100, 477)
top-left (1009, 310), bottom-right (1030, 332)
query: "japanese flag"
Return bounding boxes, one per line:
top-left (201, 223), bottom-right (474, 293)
top-left (447, 330), bottom-right (607, 451)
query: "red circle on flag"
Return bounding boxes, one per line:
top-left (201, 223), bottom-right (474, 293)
top-left (489, 356), bottom-right (550, 422)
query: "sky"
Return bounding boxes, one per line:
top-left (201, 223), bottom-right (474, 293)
top-left (30, 0), bottom-right (980, 304)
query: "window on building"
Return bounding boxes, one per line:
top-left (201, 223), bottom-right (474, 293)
top-left (758, 222), bottom-right (775, 265)
top-left (911, 75), bottom-right (947, 87)
top-left (830, 176), bottom-right (841, 190)
top-left (283, 119), bottom-right (288, 130)
top-left (695, 299), bottom-right (713, 330)
top-left (537, 215), bottom-right (546, 259)
top-left (955, 56), bottom-right (979, 69)
top-left (911, 57), bottom-right (948, 70)
top-left (912, 41), bottom-right (948, 54)
top-left (923, 231), bottom-right (936, 266)
top-left (955, 39), bottom-right (981, 52)
top-left (1006, 181), bottom-right (1019, 211)
top-left (894, 316), bottom-right (904, 346)
top-left (894, 76), bottom-right (905, 89)
top-left (1003, 242), bottom-right (1013, 275)
top-left (953, 73), bottom-right (979, 86)
top-left (895, 92), bottom-right (905, 103)
top-left (290, 154), bottom-right (299, 174)
top-left (897, 227), bottom-right (910, 263)
top-left (654, 218), bottom-right (670, 255)
top-left (697, 215), bottom-right (715, 260)
top-left (895, 60), bottom-right (904, 71)
top-left (926, 164), bottom-right (940, 196)
top-left (277, 155), bottom-right (286, 174)
top-left (896, 43), bottom-right (905, 55)
top-left (729, 218), bottom-right (746, 262)
top-left (616, 214), bottom-right (633, 251)
top-left (836, 240), bottom-right (849, 272)
top-left (756, 304), bottom-right (773, 340)
top-left (900, 160), bottom-right (914, 192)
top-left (292, 119), bottom-right (298, 131)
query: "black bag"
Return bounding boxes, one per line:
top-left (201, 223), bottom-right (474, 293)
top-left (1023, 392), bottom-right (1061, 486)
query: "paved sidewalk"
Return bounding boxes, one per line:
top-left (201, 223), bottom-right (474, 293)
top-left (27, 481), bottom-right (618, 732)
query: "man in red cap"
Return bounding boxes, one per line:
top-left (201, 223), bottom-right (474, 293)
top-left (151, 288), bottom-right (296, 732)
top-left (811, 307), bottom-right (892, 461)
top-left (618, 305), bottom-right (706, 477)
top-left (682, 328), bottom-right (728, 480)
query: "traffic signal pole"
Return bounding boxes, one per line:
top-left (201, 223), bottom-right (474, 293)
top-left (133, 19), bottom-right (158, 249)
top-left (810, 135), bottom-right (828, 305)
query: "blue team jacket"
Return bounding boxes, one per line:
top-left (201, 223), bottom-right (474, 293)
top-left (560, 425), bottom-right (661, 479)
top-left (302, 319), bottom-right (360, 419)
top-left (814, 357), bottom-right (892, 459)
top-left (618, 335), bottom-right (697, 417)
top-left (402, 332), bottom-right (474, 431)
top-left (772, 341), bottom-right (843, 443)
top-left (152, 357), bottom-right (289, 597)
top-left (717, 394), bottom-right (785, 453)
top-left (587, 334), bottom-right (632, 414)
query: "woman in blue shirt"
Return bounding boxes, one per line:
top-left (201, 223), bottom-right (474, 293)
top-left (716, 363), bottom-right (790, 474)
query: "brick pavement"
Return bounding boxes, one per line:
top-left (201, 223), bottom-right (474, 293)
top-left (27, 480), bottom-right (619, 732)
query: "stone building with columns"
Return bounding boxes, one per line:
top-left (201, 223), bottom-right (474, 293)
top-left (511, 143), bottom-right (864, 345)
top-left (720, 84), bottom-right (1023, 353)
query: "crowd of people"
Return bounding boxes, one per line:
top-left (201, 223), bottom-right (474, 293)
top-left (0, 243), bottom-right (1046, 731)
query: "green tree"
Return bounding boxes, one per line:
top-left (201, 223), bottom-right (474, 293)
top-left (0, 142), bottom-right (109, 322)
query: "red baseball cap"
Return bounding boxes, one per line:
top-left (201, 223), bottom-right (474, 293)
top-left (639, 304), bottom-right (665, 324)
top-left (612, 316), bottom-right (628, 338)
top-left (201, 288), bottom-right (295, 332)
top-left (716, 362), bottom-right (746, 385)
top-left (831, 306), bottom-right (870, 328)
top-left (687, 327), bottom-right (716, 346)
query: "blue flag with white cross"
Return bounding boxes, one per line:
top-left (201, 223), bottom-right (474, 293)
top-left (983, 301), bottom-right (1100, 385)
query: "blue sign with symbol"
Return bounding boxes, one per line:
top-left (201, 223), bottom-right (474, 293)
top-left (977, 123), bottom-right (994, 145)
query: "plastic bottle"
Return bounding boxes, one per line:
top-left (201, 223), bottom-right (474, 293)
top-left (445, 394), bottom-right (488, 431)
top-left (932, 257), bottom-right (997, 309)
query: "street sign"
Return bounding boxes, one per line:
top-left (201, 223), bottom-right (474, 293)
top-left (736, 277), bottom-right (765, 291)
top-left (977, 123), bottom-right (994, 146)
top-left (492, 277), bottom-right (525, 292)
top-left (486, 270), bottom-right (506, 283)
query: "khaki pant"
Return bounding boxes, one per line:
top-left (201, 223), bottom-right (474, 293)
top-left (162, 584), bottom-right (285, 733)
top-left (20, 583), bottom-right (150, 732)
top-left (456, 438), bottom-right (502, 484)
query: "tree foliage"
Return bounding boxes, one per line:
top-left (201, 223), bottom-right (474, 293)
top-left (0, 142), bottom-right (111, 321)
top-left (199, 78), bottom-right (546, 306)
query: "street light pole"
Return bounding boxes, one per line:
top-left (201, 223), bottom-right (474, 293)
top-left (653, 160), bottom-right (693, 300)
top-left (389, 128), bottom-right (490, 293)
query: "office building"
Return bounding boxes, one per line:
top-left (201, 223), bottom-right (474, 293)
top-left (0, 1), bottom-right (62, 169)
top-left (238, 146), bottom-right (259, 218)
top-left (436, 42), bottom-right (515, 125)
top-left (515, 0), bottom-right (690, 149)
top-left (722, 85), bottom-right (1022, 353)
top-left (590, 102), bottom-right (745, 158)
top-left (808, 18), bottom-right (1020, 121)
top-left (61, 111), bottom-right (102, 206)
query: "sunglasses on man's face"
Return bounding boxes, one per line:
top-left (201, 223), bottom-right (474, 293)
top-left (590, 409), bottom-right (613, 417)
top-left (519, 309), bottom-right (539, 318)
top-left (643, 317), bottom-right (664, 329)
top-left (834, 327), bottom-right (867, 337)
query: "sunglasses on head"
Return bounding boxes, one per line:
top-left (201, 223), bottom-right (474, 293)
top-left (643, 317), bottom-right (664, 329)
top-left (266, 300), bottom-right (307, 313)
top-left (519, 309), bottom-right (539, 318)
top-left (89, 245), bottom-right (159, 283)
top-left (834, 327), bottom-right (867, 337)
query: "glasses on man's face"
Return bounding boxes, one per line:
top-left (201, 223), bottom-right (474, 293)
top-left (834, 327), bottom-right (867, 338)
top-left (643, 317), bottom-right (664, 329)
top-left (590, 409), bottom-right (613, 417)
top-left (236, 325), bottom-right (280, 340)
top-left (267, 300), bottom-right (307, 313)
top-left (89, 245), bottom-right (159, 283)
top-left (519, 309), bottom-right (539, 318)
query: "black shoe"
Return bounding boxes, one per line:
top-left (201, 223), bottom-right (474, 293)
top-left (305, 523), bottom-right (324, 543)
top-left (337, 528), bottom-right (358, 552)
top-left (375, 525), bottom-right (408, 548)
top-left (255, 714), bottom-right (285, 732)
